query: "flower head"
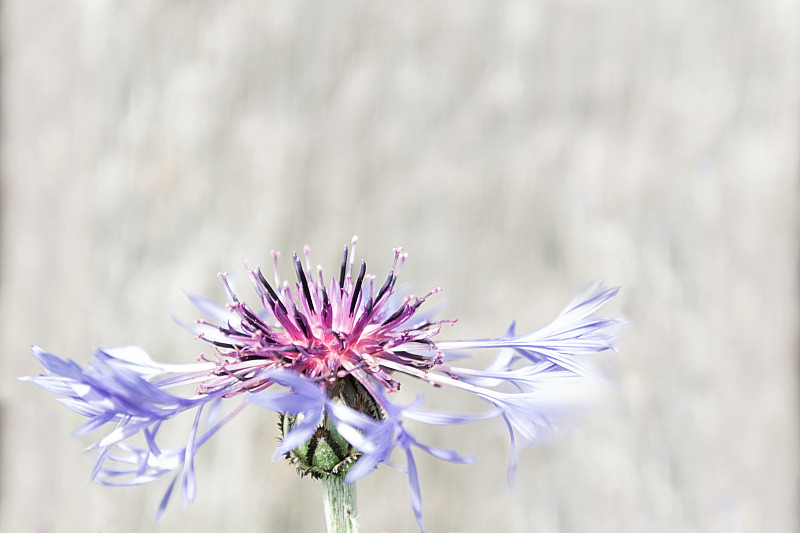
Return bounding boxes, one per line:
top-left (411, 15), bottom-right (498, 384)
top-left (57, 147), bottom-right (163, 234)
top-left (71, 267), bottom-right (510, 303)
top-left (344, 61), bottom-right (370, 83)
top-left (186, 237), bottom-right (448, 397)
top-left (23, 237), bottom-right (624, 531)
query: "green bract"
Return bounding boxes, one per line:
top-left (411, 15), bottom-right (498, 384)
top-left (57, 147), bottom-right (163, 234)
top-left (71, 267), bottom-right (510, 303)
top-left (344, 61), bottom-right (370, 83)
top-left (280, 376), bottom-right (383, 479)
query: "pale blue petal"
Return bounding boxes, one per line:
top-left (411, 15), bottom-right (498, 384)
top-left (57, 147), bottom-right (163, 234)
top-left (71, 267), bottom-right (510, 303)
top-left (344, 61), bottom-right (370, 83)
top-left (404, 445), bottom-right (424, 532)
top-left (155, 474), bottom-right (179, 521)
top-left (185, 292), bottom-right (241, 327)
top-left (181, 407), bottom-right (203, 506)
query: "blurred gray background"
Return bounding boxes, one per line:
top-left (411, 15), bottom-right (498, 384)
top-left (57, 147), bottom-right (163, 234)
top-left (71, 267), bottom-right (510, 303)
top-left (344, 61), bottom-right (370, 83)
top-left (0, 1), bottom-right (797, 532)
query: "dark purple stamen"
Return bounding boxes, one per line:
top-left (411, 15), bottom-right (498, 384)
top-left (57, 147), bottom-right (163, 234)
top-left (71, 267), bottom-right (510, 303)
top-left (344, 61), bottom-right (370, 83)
top-left (239, 304), bottom-right (276, 341)
top-left (208, 340), bottom-right (239, 350)
top-left (350, 260), bottom-right (367, 315)
top-left (293, 305), bottom-right (312, 341)
top-left (321, 285), bottom-right (330, 309)
top-left (381, 303), bottom-right (406, 326)
top-left (293, 252), bottom-right (315, 314)
top-left (349, 296), bottom-right (374, 340)
top-left (256, 268), bottom-right (287, 315)
top-left (320, 286), bottom-right (332, 328)
top-left (339, 245), bottom-right (349, 292)
top-left (375, 273), bottom-right (395, 304)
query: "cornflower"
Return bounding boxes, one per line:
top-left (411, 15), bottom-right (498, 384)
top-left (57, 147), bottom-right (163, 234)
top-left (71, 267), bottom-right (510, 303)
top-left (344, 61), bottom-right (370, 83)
top-left (23, 237), bottom-right (623, 532)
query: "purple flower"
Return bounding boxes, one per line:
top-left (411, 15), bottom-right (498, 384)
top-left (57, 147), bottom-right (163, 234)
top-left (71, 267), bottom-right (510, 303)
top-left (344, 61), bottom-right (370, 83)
top-left (23, 237), bottom-right (623, 531)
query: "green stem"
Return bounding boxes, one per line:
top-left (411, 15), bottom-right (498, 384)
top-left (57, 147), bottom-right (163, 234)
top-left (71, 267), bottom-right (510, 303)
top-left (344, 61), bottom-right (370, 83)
top-left (322, 475), bottom-right (359, 533)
